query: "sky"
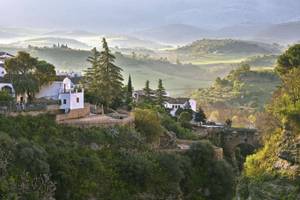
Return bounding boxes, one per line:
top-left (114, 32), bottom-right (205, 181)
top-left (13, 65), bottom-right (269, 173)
top-left (1, 0), bottom-right (300, 32)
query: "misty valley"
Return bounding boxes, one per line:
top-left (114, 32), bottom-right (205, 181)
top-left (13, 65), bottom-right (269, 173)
top-left (0, 1), bottom-right (300, 199)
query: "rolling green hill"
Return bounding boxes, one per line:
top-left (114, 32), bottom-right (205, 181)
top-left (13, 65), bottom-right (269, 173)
top-left (176, 39), bottom-right (281, 55)
top-left (191, 66), bottom-right (281, 110)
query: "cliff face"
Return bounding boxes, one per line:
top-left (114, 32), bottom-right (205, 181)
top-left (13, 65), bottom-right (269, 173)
top-left (237, 124), bottom-right (300, 200)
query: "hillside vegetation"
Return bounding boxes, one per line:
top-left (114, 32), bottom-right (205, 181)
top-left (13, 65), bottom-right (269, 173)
top-left (236, 44), bottom-right (300, 200)
top-left (192, 65), bottom-right (281, 110)
top-left (190, 65), bottom-right (281, 126)
top-left (0, 114), bottom-right (235, 200)
top-left (175, 39), bottom-right (281, 62)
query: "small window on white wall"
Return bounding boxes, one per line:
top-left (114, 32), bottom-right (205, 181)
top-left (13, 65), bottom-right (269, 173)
top-left (63, 99), bottom-right (67, 104)
top-left (76, 97), bottom-right (79, 103)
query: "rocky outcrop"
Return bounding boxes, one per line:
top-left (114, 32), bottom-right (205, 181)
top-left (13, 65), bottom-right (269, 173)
top-left (278, 127), bottom-right (300, 165)
top-left (237, 124), bottom-right (300, 200)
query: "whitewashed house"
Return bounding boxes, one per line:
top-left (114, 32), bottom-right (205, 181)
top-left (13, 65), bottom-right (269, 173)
top-left (14, 77), bottom-right (84, 112)
top-left (35, 77), bottom-right (84, 112)
top-left (58, 77), bottom-right (84, 112)
top-left (164, 98), bottom-right (197, 116)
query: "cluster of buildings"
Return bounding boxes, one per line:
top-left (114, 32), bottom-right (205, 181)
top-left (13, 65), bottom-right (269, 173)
top-left (132, 90), bottom-right (197, 116)
top-left (0, 52), bottom-right (84, 113)
top-left (1, 51), bottom-right (196, 116)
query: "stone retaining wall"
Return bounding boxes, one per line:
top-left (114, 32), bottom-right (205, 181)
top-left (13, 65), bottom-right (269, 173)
top-left (56, 105), bottom-right (90, 121)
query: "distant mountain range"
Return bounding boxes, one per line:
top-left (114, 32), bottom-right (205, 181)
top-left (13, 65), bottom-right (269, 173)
top-left (132, 24), bottom-right (210, 44)
top-left (255, 21), bottom-right (300, 43)
top-left (132, 22), bottom-right (300, 44)
top-left (0, 21), bottom-right (299, 50)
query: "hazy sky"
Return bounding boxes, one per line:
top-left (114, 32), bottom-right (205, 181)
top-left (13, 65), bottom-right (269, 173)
top-left (1, 0), bottom-right (300, 32)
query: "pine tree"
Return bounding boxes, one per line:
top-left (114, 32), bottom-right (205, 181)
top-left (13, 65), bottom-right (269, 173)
top-left (156, 79), bottom-right (166, 106)
top-left (99, 38), bottom-right (123, 107)
top-left (143, 80), bottom-right (151, 102)
top-left (83, 48), bottom-right (99, 90)
top-left (84, 38), bottom-right (124, 108)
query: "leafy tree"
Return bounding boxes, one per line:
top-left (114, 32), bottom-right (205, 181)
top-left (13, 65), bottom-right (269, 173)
top-left (4, 51), bottom-right (56, 102)
top-left (134, 108), bottom-right (163, 143)
top-left (34, 60), bottom-right (56, 86)
top-left (276, 44), bottom-right (300, 76)
top-left (179, 111), bottom-right (193, 129)
top-left (195, 107), bottom-right (207, 123)
top-left (282, 68), bottom-right (300, 107)
top-left (179, 112), bottom-right (192, 123)
top-left (156, 79), bottom-right (167, 106)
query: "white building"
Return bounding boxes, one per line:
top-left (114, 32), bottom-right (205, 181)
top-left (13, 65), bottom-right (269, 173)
top-left (164, 98), bottom-right (197, 116)
top-left (16, 77), bottom-right (84, 112)
top-left (58, 77), bottom-right (84, 112)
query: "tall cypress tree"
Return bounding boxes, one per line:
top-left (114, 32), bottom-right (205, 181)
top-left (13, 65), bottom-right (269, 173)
top-left (156, 79), bottom-right (166, 106)
top-left (143, 80), bottom-right (151, 102)
top-left (126, 74), bottom-right (133, 104)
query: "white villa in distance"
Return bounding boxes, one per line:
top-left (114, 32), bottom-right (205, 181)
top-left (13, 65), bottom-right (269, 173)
top-left (132, 89), bottom-right (197, 117)
top-left (164, 97), bottom-right (197, 116)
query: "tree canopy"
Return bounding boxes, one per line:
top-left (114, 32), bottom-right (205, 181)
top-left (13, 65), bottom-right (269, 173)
top-left (276, 44), bottom-right (300, 76)
top-left (4, 51), bottom-right (56, 102)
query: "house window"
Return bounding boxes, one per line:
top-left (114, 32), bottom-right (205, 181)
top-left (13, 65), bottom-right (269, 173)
top-left (76, 97), bottom-right (80, 103)
top-left (63, 99), bottom-right (67, 104)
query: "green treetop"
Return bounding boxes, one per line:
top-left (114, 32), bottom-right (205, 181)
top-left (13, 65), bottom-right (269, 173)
top-left (156, 79), bottom-right (167, 106)
top-left (276, 44), bottom-right (300, 76)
